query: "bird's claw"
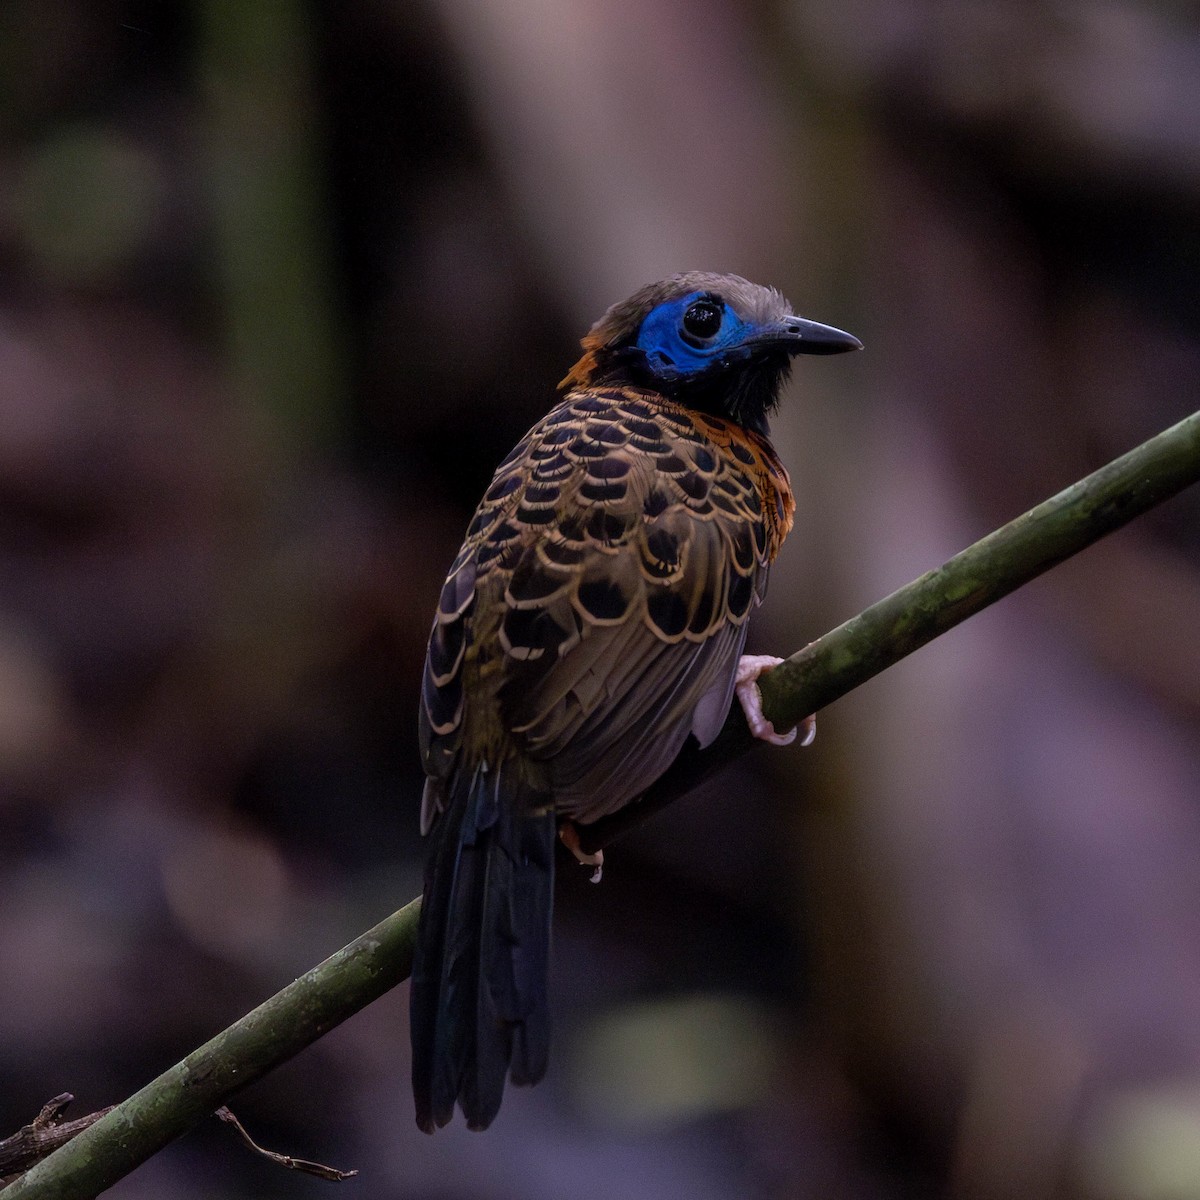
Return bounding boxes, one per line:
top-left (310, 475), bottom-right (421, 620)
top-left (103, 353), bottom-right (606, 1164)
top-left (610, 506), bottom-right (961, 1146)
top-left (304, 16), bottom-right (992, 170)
top-left (559, 822), bottom-right (603, 883)
top-left (735, 655), bottom-right (816, 747)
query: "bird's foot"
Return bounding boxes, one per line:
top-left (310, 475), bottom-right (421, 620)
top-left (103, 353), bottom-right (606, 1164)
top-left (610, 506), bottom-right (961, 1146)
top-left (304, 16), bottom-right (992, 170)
top-left (735, 655), bottom-right (816, 748)
top-left (559, 822), bottom-right (604, 883)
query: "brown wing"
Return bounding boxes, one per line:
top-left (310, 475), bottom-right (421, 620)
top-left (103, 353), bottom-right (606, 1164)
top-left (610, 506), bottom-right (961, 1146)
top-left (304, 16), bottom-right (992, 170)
top-left (419, 387), bottom-right (784, 828)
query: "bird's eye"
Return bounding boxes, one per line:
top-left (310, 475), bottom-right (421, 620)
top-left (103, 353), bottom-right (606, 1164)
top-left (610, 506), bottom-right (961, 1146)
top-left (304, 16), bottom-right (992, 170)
top-left (682, 300), bottom-right (723, 340)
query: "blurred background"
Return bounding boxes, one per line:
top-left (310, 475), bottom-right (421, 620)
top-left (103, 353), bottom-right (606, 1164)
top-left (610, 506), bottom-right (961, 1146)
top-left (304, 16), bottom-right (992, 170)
top-left (1, 1), bottom-right (1199, 1197)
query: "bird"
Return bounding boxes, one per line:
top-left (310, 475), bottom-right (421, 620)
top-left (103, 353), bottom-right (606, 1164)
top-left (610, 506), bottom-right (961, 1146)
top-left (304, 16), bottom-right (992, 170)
top-left (410, 272), bottom-right (861, 1133)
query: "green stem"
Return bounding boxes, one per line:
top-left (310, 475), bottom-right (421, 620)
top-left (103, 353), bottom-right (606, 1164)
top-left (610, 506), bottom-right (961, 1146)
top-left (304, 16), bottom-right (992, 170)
top-left (8, 408), bottom-right (1200, 1197)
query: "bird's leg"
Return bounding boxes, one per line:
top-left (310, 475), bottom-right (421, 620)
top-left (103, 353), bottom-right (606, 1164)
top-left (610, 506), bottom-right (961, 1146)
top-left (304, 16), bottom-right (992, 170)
top-left (735, 655), bottom-right (816, 748)
top-left (559, 822), bottom-right (604, 884)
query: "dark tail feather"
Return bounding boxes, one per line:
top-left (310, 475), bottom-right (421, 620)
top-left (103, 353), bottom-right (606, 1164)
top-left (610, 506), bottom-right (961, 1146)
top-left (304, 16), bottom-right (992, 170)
top-left (410, 761), bottom-right (555, 1133)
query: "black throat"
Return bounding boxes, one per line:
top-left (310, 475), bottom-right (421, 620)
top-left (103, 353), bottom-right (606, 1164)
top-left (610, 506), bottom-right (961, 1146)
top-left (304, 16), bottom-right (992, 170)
top-left (595, 348), bottom-right (792, 438)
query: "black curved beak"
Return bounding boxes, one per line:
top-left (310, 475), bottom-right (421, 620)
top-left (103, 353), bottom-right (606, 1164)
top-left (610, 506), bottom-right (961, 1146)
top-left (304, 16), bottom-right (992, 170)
top-left (759, 315), bottom-right (863, 356)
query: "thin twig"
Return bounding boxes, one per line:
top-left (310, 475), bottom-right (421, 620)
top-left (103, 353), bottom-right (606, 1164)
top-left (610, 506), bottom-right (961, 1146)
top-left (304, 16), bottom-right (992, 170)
top-left (5, 408), bottom-right (1200, 1200)
top-left (215, 1107), bottom-right (357, 1182)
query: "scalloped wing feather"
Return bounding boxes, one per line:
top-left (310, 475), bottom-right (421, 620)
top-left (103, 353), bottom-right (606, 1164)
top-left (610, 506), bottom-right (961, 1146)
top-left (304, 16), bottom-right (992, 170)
top-left (418, 387), bottom-right (791, 824)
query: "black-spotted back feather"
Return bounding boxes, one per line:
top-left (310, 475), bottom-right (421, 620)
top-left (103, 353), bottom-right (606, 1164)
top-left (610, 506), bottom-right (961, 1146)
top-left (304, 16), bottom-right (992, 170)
top-left (418, 388), bottom-right (792, 828)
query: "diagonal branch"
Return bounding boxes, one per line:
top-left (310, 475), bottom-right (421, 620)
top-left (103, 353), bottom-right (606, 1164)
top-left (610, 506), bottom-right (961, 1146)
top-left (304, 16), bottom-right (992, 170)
top-left (578, 406), bottom-right (1200, 850)
top-left (6, 408), bottom-right (1199, 1199)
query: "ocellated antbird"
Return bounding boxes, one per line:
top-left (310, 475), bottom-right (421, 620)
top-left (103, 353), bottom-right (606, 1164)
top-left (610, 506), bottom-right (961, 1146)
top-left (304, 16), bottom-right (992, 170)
top-left (411, 272), bottom-right (861, 1132)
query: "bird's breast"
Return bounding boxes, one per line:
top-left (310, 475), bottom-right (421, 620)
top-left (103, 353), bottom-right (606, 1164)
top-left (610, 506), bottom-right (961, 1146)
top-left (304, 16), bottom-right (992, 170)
top-left (686, 409), bottom-right (795, 560)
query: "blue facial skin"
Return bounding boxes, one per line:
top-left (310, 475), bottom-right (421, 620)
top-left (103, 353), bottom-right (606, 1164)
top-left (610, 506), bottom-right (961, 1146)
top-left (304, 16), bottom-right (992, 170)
top-left (634, 291), bottom-right (755, 380)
